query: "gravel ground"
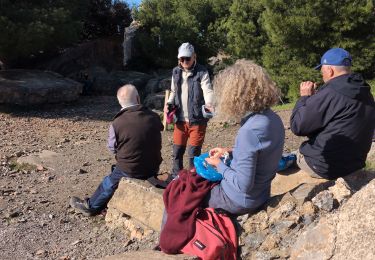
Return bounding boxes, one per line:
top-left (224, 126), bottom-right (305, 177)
top-left (0, 96), bottom-right (304, 259)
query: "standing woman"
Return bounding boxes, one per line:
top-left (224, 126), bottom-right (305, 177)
top-left (204, 60), bottom-right (285, 215)
top-left (165, 42), bottom-right (214, 179)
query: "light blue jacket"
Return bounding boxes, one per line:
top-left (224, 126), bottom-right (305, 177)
top-left (218, 109), bottom-right (285, 209)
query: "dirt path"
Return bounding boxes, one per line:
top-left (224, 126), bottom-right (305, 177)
top-left (0, 96), bottom-right (303, 259)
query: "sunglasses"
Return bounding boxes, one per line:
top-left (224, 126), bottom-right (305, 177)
top-left (179, 57), bottom-right (191, 62)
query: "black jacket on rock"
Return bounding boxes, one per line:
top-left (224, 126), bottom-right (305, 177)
top-left (290, 73), bottom-right (375, 179)
top-left (112, 105), bottom-right (163, 179)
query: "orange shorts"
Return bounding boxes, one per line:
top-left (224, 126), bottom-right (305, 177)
top-left (173, 122), bottom-right (207, 146)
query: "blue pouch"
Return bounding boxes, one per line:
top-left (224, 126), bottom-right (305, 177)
top-left (194, 153), bottom-right (230, 182)
top-left (277, 153), bottom-right (297, 171)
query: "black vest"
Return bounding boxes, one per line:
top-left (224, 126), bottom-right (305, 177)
top-left (112, 105), bottom-right (163, 179)
top-left (172, 63), bottom-right (209, 125)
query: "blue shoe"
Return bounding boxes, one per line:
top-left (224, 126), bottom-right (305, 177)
top-left (277, 153), bottom-right (297, 171)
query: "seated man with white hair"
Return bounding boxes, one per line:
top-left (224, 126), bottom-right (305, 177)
top-left (70, 84), bottom-right (163, 216)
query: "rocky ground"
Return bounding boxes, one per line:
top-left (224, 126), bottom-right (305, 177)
top-left (0, 96), bottom-right (372, 260)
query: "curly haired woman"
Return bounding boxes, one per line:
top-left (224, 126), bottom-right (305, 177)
top-left (204, 59), bottom-right (285, 215)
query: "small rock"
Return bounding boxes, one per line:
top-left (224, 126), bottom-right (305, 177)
top-left (61, 138), bottom-right (70, 143)
top-left (6, 211), bottom-right (20, 218)
top-left (15, 151), bottom-right (24, 157)
top-left (36, 165), bottom-right (45, 171)
top-left (312, 190), bottom-right (334, 212)
top-left (18, 217), bottom-right (27, 223)
top-left (35, 249), bottom-right (47, 257)
top-left (291, 183), bottom-right (320, 205)
top-left (242, 210), bottom-right (268, 231)
top-left (302, 215), bottom-right (315, 226)
top-left (260, 234), bottom-right (281, 251)
top-left (243, 232), bottom-right (267, 250)
top-left (46, 176), bottom-right (55, 181)
top-left (300, 201), bottom-right (316, 216)
top-left (71, 240), bottom-right (81, 246)
top-left (49, 214), bottom-right (54, 219)
top-left (269, 220), bottom-right (296, 236)
top-left (30, 189), bottom-right (38, 194)
top-left (269, 201), bottom-right (296, 224)
top-left (252, 251), bottom-right (273, 260)
top-left (328, 177), bottom-right (352, 204)
top-left (82, 162), bottom-right (90, 167)
top-left (78, 169), bottom-right (87, 174)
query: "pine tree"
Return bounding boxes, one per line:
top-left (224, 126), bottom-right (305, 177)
top-left (0, 0), bottom-right (87, 66)
top-left (224, 0), bottom-right (265, 62)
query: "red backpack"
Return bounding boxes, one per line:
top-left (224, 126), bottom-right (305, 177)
top-left (181, 208), bottom-right (237, 260)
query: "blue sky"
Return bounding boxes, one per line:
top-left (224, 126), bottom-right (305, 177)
top-left (124, 0), bottom-right (142, 7)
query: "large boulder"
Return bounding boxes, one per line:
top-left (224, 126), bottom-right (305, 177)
top-left (88, 67), bottom-right (152, 95)
top-left (290, 177), bottom-right (375, 260)
top-left (0, 70), bottom-right (82, 105)
top-left (105, 178), bottom-right (164, 232)
top-left (40, 39), bottom-right (123, 77)
top-left (144, 92), bottom-right (165, 110)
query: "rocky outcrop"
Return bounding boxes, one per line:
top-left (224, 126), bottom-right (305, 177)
top-left (0, 70), bottom-right (82, 105)
top-left (123, 21), bottom-right (141, 67)
top-left (88, 68), bottom-right (152, 95)
top-left (291, 176), bottom-right (375, 260)
top-left (40, 39), bottom-right (123, 78)
top-left (143, 72), bottom-right (171, 110)
top-left (104, 167), bottom-right (375, 259)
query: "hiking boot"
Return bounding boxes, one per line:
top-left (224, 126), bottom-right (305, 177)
top-left (69, 196), bottom-right (97, 217)
top-left (165, 174), bottom-right (177, 185)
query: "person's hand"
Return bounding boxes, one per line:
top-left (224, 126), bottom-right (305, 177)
top-left (163, 103), bottom-right (169, 114)
top-left (209, 147), bottom-right (226, 158)
top-left (299, 81), bottom-right (317, 96)
top-left (204, 103), bottom-right (214, 113)
top-left (205, 156), bottom-right (221, 167)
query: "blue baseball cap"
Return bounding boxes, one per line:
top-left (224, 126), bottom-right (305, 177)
top-left (314, 48), bottom-right (352, 70)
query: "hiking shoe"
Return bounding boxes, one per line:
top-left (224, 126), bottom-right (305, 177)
top-left (69, 196), bottom-right (97, 217)
top-left (165, 174), bottom-right (177, 185)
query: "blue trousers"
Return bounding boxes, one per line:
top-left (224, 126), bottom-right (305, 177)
top-left (88, 166), bottom-right (130, 211)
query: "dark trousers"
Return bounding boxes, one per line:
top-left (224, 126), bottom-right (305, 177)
top-left (88, 166), bottom-right (130, 211)
top-left (172, 122), bottom-right (206, 176)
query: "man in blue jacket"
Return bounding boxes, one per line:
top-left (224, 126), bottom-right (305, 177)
top-left (290, 48), bottom-right (375, 179)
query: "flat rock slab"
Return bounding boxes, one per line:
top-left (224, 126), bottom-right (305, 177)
top-left (0, 70), bottom-right (82, 105)
top-left (17, 150), bottom-right (61, 169)
top-left (101, 250), bottom-right (194, 260)
top-left (106, 178), bottom-right (164, 231)
top-left (271, 169), bottom-right (328, 196)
